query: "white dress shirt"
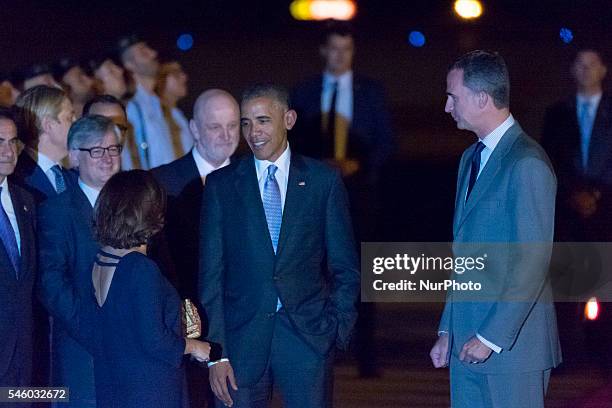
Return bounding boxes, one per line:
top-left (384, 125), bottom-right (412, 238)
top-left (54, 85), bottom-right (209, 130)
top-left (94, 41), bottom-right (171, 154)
top-left (125, 84), bottom-right (176, 170)
top-left (321, 70), bottom-right (353, 123)
top-left (253, 144), bottom-right (291, 211)
top-left (26, 148), bottom-right (64, 192)
top-left (0, 178), bottom-right (20, 253)
top-left (192, 148), bottom-right (230, 181)
top-left (78, 178), bottom-right (100, 208)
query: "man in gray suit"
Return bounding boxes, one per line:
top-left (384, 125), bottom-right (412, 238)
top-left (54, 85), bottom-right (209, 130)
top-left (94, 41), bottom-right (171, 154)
top-left (430, 50), bottom-right (562, 407)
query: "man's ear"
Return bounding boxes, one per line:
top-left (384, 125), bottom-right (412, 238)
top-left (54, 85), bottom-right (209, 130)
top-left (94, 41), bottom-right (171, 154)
top-left (189, 119), bottom-right (200, 143)
top-left (477, 91), bottom-right (489, 109)
top-left (284, 109), bottom-right (297, 130)
top-left (41, 115), bottom-right (55, 135)
top-left (68, 149), bottom-right (79, 168)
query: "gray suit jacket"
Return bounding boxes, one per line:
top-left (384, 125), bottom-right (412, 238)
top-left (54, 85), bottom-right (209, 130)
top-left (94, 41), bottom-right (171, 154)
top-left (439, 122), bottom-right (562, 374)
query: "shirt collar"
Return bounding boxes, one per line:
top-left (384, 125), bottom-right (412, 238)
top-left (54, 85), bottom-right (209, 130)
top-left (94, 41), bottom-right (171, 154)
top-left (0, 177), bottom-right (7, 192)
top-left (480, 114), bottom-right (515, 151)
top-left (254, 143), bottom-right (291, 182)
top-left (78, 178), bottom-right (100, 207)
top-left (576, 92), bottom-right (602, 108)
top-left (135, 83), bottom-right (159, 103)
top-left (323, 70), bottom-right (353, 89)
top-left (26, 147), bottom-right (61, 173)
top-left (192, 148), bottom-right (230, 178)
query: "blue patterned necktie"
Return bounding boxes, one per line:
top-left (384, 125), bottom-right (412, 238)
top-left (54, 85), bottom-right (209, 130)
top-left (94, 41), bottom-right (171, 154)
top-left (0, 186), bottom-right (20, 279)
top-left (263, 165), bottom-right (283, 311)
top-left (51, 165), bottom-right (66, 194)
top-left (579, 100), bottom-right (593, 171)
top-left (263, 165), bottom-right (282, 253)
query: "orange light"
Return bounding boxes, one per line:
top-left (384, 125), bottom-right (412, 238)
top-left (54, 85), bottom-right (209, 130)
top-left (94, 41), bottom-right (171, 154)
top-left (290, 0), bottom-right (356, 21)
top-left (585, 297), bottom-right (600, 321)
top-left (454, 0), bottom-right (483, 20)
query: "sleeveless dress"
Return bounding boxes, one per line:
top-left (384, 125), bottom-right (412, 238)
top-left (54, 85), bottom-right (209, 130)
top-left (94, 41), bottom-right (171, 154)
top-left (91, 250), bottom-right (186, 408)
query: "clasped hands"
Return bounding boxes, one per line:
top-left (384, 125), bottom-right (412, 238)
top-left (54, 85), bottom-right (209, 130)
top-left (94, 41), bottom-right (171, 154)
top-left (430, 334), bottom-right (493, 368)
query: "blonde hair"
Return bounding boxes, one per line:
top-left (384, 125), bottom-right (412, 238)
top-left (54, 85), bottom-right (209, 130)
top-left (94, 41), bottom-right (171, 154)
top-left (15, 85), bottom-right (67, 146)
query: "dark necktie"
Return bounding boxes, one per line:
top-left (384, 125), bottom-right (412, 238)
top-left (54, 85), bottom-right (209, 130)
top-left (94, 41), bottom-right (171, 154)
top-left (466, 141), bottom-right (486, 200)
top-left (51, 165), bottom-right (66, 194)
top-left (0, 186), bottom-right (20, 278)
top-left (326, 81), bottom-right (338, 157)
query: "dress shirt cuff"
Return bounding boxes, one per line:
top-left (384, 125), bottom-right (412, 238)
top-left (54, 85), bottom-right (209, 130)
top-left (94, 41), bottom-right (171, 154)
top-left (207, 358), bottom-right (229, 368)
top-left (437, 330), bottom-right (449, 336)
top-left (476, 333), bottom-right (502, 353)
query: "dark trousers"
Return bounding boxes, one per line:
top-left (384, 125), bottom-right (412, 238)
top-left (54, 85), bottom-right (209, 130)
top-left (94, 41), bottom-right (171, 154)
top-left (219, 310), bottom-right (334, 408)
top-left (0, 344), bottom-right (32, 408)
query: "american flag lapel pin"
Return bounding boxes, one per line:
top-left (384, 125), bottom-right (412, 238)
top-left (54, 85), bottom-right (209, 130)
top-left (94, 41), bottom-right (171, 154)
top-left (23, 205), bottom-right (29, 212)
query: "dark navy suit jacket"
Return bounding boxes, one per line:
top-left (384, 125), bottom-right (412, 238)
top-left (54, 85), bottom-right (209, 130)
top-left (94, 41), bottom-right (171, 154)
top-left (37, 185), bottom-right (98, 406)
top-left (12, 152), bottom-right (77, 203)
top-left (199, 153), bottom-right (360, 386)
top-left (541, 93), bottom-right (612, 239)
top-left (151, 151), bottom-right (204, 300)
top-left (0, 179), bottom-right (36, 386)
top-left (291, 74), bottom-right (393, 182)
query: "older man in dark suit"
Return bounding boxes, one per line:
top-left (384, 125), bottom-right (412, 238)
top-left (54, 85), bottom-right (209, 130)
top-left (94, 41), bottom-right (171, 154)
top-left (37, 115), bottom-right (122, 407)
top-left (0, 108), bottom-right (37, 396)
top-left (152, 89), bottom-right (240, 407)
top-left (152, 89), bottom-right (240, 299)
top-left (200, 84), bottom-right (359, 407)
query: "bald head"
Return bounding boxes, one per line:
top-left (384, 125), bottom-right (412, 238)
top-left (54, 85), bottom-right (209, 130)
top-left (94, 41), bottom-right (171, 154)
top-left (189, 89), bottom-right (240, 168)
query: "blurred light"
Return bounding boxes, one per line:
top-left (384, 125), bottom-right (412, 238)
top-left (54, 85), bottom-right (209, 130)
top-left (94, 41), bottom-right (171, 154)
top-left (177, 34), bottom-right (194, 51)
top-left (290, 0), bottom-right (356, 21)
top-left (560, 27), bottom-right (574, 44)
top-left (585, 297), bottom-right (600, 321)
top-left (408, 31), bottom-right (426, 47)
top-left (454, 0), bottom-right (483, 20)
top-left (290, 0), bottom-right (311, 20)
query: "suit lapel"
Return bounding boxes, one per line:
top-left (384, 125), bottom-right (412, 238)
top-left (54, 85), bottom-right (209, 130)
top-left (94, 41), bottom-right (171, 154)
top-left (587, 94), bottom-right (611, 176)
top-left (21, 153), bottom-right (57, 198)
top-left (8, 181), bottom-right (33, 280)
top-left (276, 155), bottom-right (308, 259)
top-left (456, 124), bottom-right (521, 232)
top-left (233, 156), bottom-right (276, 255)
top-left (72, 186), bottom-right (94, 230)
top-left (453, 152), bottom-right (471, 235)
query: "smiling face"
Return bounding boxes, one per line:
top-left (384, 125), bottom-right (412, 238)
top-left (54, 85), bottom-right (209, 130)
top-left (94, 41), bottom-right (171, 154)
top-left (70, 130), bottom-right (121, 190)
top-left (240, 96), bottom-right (296, 162)
top-left (190, 93), bottom-right (240, 168)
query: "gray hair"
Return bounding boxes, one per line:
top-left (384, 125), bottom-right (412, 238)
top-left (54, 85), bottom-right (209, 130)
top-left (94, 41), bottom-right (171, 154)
top-left (67, 114), bottom-right (118, 150)
top-left (449, 50), bottom-right (510, 109)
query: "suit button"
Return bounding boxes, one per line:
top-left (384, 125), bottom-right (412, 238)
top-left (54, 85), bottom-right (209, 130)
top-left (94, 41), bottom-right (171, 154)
top-left (273, 275), bottom-right (280, 281)
top-left (266, 312), bottom-right (275, 318)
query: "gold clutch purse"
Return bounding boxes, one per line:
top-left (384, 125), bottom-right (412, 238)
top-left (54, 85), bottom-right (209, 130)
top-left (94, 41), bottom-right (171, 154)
top-left (182, 299), bottom-right (202, 338)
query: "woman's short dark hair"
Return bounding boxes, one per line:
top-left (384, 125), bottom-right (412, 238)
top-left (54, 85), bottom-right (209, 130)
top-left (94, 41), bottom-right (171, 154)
top-left (93, 170), bottom-right (166, 249)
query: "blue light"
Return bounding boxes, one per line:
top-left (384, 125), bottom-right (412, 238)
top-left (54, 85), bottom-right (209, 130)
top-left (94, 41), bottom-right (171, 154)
top-left (177, 34), bottom-right (194, 51)
top-left (408, 31), bottom-right (426, 48)
top-left (559, 28), bottom-right (573, 44)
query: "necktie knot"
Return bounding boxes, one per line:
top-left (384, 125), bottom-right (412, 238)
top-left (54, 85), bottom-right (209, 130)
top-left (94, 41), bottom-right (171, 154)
top-left (51, 165), bottom-right (67, 194)
top-left (474, 141), bottom-right (485, 156)
top-left (267, 164), bottom-right (278, 180)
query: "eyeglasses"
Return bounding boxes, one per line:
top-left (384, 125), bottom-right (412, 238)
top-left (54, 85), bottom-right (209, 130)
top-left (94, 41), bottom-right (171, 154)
top-left (77, 144), bottom-right (123, 159)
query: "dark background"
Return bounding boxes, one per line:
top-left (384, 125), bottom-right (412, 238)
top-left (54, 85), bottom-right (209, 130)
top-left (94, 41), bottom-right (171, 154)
top-left (1, 0), bottom-right (611, 165)
top-left (3, 2), bottom-right (611, 404)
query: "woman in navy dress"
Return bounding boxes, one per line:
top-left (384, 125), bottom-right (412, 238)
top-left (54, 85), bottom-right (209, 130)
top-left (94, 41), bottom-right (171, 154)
top-left (90, 170), bottom-right (210, 408)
